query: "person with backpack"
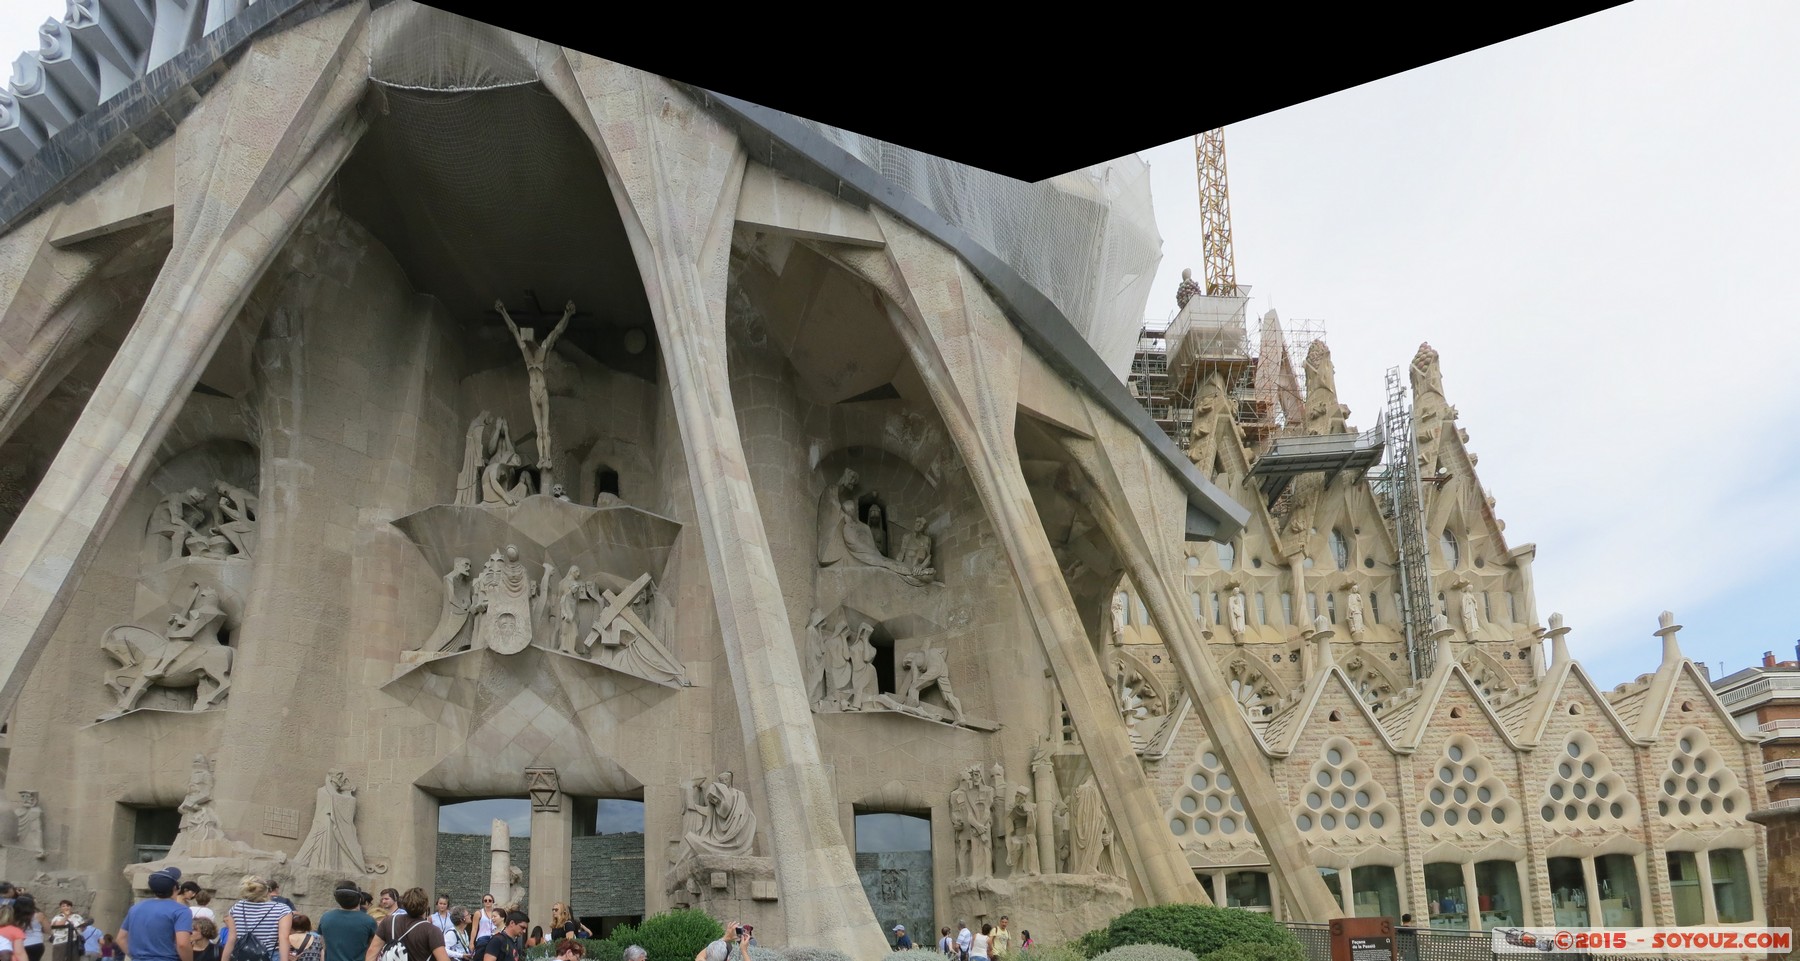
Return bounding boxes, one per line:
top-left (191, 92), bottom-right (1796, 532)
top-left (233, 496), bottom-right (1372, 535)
top-left (365, 890), bottom-right (447, 961)
top-left (476, 913), bottom-right (525, 961)
top-left (223, 876), bottom-right (292, 961)
top-left (318, 886), bottom-right (375, 961)
top-left (286, 916), bottom-right (323, 961)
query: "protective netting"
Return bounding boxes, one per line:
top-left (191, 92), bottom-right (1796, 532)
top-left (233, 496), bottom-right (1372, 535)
top-left (360, 1), bottom-right (1162, 377)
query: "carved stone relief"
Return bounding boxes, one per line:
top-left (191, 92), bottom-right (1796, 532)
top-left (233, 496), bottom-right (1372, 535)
top-left (147, 482), bottom-right (259, 562)
top-left (98, 583), bottom-right (235, 720)
top-left (293, 770), bottom-right (385, 875)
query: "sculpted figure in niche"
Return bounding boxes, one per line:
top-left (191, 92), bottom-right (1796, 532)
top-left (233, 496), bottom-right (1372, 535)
top-left (847, 623), bottom-right (878, 711)
top-left (1460, 585), bottom-right (1481, 640)
top-left (866, 503), bottom-right (889, 556)
top-left (1110, 591), bottom-right (1127, 645)
top-left (675, 771), bottom-right (756, 865)
top-left (900, 647), bottom-right (965, 725)
top-left (549, 484), bottom-right (571, 502)
top-left (293, 770), bottom-right (374, 873)
top-left (552, 566), bottom-right (595, 654)
top-left (1005, 788), bottom-right (1038, 876)
top-left (176, 754), bottom-right (225, 846)
top-left (149, 488), bottom-right (207, 561)
top-left (821, 619), bottom-right (853, 709)
top-left (212, 481), bottom-right (258, 558)
top-left (420, 558), bottom-right (475, 654)
top-left (456, 411), bottom-right (497, 506)
top-left (100, 584), bottom-right (233, 718)
top-left (838, 499), bottom-right (934, 585)
top-left (1227, 587), bottom-right (1247, 643)
top-left (1067, 773), bottom-right (1106, 875)
top-left (496, 299), bottom-right (575, 472)
top-left (949, 766), bottom-right (993, 880)
top-left (1345, 589), bottom-right (1366, 641)
top-left (804, 609), bottom-right (830, 709)
top-left (817, 469), bottom-right (859, 566)
top-left (481, 421), bottom-right (532, 507)
top-left (898, 516), bottom-right (934, 572)
top-left (15, 791), bottom-right (43, 860)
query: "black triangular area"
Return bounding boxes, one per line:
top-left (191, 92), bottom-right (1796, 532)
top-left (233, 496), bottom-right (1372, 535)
top-left (841, 382), bottom-right (900, 404)
top-left (192, 383), bottom-right (231, 398)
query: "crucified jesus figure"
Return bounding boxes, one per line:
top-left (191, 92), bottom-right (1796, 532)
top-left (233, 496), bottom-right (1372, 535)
top-left (496, 298), bottom-right (575, 471)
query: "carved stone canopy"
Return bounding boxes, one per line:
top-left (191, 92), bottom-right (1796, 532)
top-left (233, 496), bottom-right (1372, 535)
top-left (526, 767), bottom-right (561, 812)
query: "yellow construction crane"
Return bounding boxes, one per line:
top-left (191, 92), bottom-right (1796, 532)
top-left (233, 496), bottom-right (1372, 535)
top-left (1194, 129), bottom-right (1240, 297)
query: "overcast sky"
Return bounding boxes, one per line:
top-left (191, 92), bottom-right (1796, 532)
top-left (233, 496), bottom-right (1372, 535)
top-left (1135, 0), bottom-right (1800, 687)
top-left (2, 1), bottom-right (1794, 689)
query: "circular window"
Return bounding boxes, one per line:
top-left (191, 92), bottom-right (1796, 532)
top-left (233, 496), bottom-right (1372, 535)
top-left (1203, 752), bottom-right (1219, 768)
top-left (1170, 819), bottom-right (1187, 836)
top-left (1186, 555), bottom-right (1201, 571)
top-left (1679, 737), bottom-right (1692, 753)
top-left (1206, 795), bottom-right (1223, 813)
top-left (1659, 801), bottom-right (1670, 816)
top-left (1558, 763), bottom-right (1573, 778)
top-left (1724, 798), bottom-right (1736, 813)
top-left (1439, 767), bottom-right (1454, 783)
top-left (1701, 798), bottom-right (1714, 814)
top-left (1573, 783), bottom-right (1587, 799)
top-left (1430, 788), bottom-right (1446, 805)
top-left (1364, 557), bottom-right (1375, 569)
top-left (1320, 813), bottom-right (1336, 830)
top-left (1708, 777), bottom-right (1721, 793)
top-left (1346, 812), bottom-right (1361, 829)
top-left (1463, 767), bottom-right (1477, 783)
top-left (1687, 778), bottom-right (1699, 793)
top-left (1595, 782), bottom-right (1609, 799)
top-left (1231, 795), bottom-right (1243, 813)
top-left (1678, 799), bottom-right (1692, 815)
top-left (1221, 817), bottom-right (1237, 834)
top-left (1327, 748), bottom-right (1344, 765)
top-left (1477, 786), bottom-right (1493, 803)
top-left (1550, 784), bottom-right (1564, 800)
top-left (1370, 812), bottom-right (1385, 828)
top-left (1492, 808), bottom-right (1506, 824)
top-left (1444, 809), bottom-right (1460, 826)
top-left (1197, 818), bottom-right (1213, 834)
top-left (1252, 557), bottom-right (1263, 569)
top-left (1581, 762), bottom-right (1595, 778)
top-left (1307, 793), bottom-right (1323, 810)
top-left (1475, 556), bottom-right (1486, 569)
top-left (1469, 808), bottom-right (1484, 825)
top-left (1587, 803), bottom-right (1600, 819)
top-left (1341, 770), bottom-right (1356, 787)
top-left (1180, 796), bottom-right (1199, 814)
top-left (1448, 745), bottom-right (1464, 762)
top-left (1664, 779), bottom-right (1677, 795)
top-left (1331, 792), bottom-right (1347, 809)
top-left (1564, 804), bottom-right (1578, 820)
top-left (1317, 772), bottom-right (1332, 788)
top-left (1673, 758), bottom-right (1685, 773)
top-left (1695, 758), bottom-right (1707, 774)
top-left (1453, 787), bottom-right (1469, 804)
top-left (1356, 791), bottom-right (1370, 806)
top-left (1610, 802), bottom-right (1624, 818)
top-left (1192, 774), bottom-right (1210, 791)
top-left (1217, 774), bottom-right (1233, 790)
top-left (1567, 742), bottom-right (1581, 758)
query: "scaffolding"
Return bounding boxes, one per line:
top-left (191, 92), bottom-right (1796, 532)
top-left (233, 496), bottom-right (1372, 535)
top-left (1372, 366), bottom-right (1435, 681)
top-left (1126, 292), bottom-right (1327, 455)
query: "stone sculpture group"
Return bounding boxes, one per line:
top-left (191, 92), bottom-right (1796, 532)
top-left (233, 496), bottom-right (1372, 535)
top-left (98, 583), bottom-right (234, 719)
top-left (149, 481), bottom-right (259, 562)
top-left (817, 469), bottom-right (935, 585)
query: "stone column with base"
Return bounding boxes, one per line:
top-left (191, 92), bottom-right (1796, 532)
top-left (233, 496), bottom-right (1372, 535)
top-left (527, 767), bottom-right (570, 917)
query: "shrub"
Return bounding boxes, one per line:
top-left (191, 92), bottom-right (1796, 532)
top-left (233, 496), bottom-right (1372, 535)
top-left (634, 909), bottom-right (723, 961)
top-left (1017, 944), bottom-right (1085, 961)
top-left (525, 939), bottom-right (617, 961)
top-left (1198, 944), bottom-right (1304, 961)
top-left (1073, 929), bottom-right (1112, 960)
top-left (745, 947), bottom-right (786, 961)
top-left (1092, 946), bottom-right (1198, 961)
top-left (781, 948), bottom-right (850, 961)
top-left (884, 950), bottom-right (948, 961)
top-left (1102, 905), bottom-right (1299, 961)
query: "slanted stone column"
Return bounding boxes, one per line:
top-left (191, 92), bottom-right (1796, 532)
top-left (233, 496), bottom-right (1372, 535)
top-left (527, 768), bottom-right (572, 915)
top-left (823, 212), bottom-right (1204, 907)
top-left (1059, 440), bottom-right (1342, 922)
top-left (540, 55), bottom-right (888, 958)
top-left (0, 2), bottom-right (372, 718)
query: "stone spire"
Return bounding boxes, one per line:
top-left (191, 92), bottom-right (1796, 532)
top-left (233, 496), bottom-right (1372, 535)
top-left (1655, 611), bottom-right (1684, 666)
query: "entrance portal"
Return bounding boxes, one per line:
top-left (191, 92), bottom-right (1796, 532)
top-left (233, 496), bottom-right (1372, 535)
top-left (855, 812), bottom-right (933, 948)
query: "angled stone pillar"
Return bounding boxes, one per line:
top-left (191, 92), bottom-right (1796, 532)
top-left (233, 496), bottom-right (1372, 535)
top-left (0, 3), bottom-right (372, 719)
top-left (538, 53), bottom-right (888, 957)
top-left (1058, 432), bottom-right (1343, 922)
top-left (0, 213), bottom-right (110, 446)
top-left (822, 211), bottom-right (1205, 907)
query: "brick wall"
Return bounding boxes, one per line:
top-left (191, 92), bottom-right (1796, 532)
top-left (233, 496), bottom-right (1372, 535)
top-left (434, 833), bottom-right (645, 921)
top-left (1748, 807), bottom-right (1799, 929)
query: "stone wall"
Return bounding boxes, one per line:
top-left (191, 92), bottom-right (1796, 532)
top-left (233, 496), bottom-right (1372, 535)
top-left (432, 833), bottom-right (645, 922)
top-left (1749, 807), bottom-right (1798, 928)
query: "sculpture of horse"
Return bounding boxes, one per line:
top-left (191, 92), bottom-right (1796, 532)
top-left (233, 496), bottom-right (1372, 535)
top-left (100, 624), bottom-right (233, 719)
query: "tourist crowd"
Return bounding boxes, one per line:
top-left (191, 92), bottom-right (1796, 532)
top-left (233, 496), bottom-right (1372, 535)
top-left (916, 917), bottom-right (1029, 961)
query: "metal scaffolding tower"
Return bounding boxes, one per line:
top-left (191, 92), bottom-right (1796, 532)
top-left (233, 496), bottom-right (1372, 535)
top-left (1375, 366), bottom-right (1435, 681)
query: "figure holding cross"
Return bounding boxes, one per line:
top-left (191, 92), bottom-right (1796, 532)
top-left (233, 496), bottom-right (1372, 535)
top-left (495, 298), bottom-right (576, 473)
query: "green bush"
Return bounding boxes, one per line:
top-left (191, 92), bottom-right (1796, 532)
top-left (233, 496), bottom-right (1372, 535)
top-left (884, 950), bottom-right (949, 961)
top-left (634, 909), bottom-right (723, 961)
top-left (1073, 929), bottom-right (1112, 960)
top-left (1101, 905), bottom-right (1299, 961)
top-left (781, 948), bottom-right (850, 961)
top-left (1016, 943), bottom-right (1085, 961)
top-left (1197, 944), bottom-right (1304, 961)
top-left (1092, 946), bottom-right (1197, 961)
top-left (526, 939), bottom-right (618, 961)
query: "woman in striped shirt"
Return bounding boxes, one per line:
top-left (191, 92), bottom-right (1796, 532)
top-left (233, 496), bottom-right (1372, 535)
top-left (223, 877), bottom-right (292, 961)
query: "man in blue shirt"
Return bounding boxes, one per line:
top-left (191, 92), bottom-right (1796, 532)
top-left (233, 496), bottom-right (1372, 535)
top-left (268, 882), bottom-right (295, 912)
top-left (118, 868), bottom-right (193, 961)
